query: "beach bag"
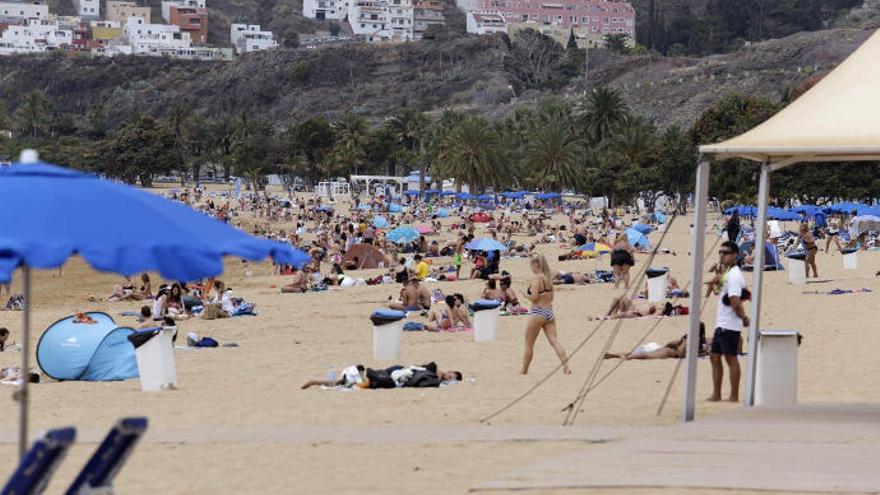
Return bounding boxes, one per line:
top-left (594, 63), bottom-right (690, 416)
top-left (195, 337), bottom-right (219, 348)
top-left (202, 303), bottom-right (222, 320)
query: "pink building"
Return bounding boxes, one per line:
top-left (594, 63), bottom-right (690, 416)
top-left (467, 0), bottom-right (634, 39)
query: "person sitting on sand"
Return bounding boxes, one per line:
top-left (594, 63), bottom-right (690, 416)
top-left (605, 323), bottom-right (707, 360)
top-left (281, 267), bottom-right (309, 293)
top-left (426, 295), bottom-right (472, 331)
top-left (105, 276), bottom-right (136, 302)
top-left (389, 279), bottom-right (431, 312)
top-left (482, 278), bottom-right (504, 301)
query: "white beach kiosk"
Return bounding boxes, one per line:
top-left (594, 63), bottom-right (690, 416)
top-left (683, 28), bottom-right (880, 421)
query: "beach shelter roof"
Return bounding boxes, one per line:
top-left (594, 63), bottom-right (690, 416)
top-left (687, 29), bottom-right (880, 423)
top-left (699, 30), bottom-right (880, 163)
top-left (342, 243), bottom-right (389, 269)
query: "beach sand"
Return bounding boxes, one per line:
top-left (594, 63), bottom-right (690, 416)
top-left (1, 197), bottom-right (878, 494)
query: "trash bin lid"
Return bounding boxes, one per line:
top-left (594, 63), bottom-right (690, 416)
top-left (841, 247), bottom-right (859, 255)
top-left (759, 329), bottom-right (799, 337)
top-left (646, 267), bottom-right (669, 278)
top-left (128, 328), bottom-right (160, 349)
top-left (471, 299), bottom-right (501, 311)
top-left (785, 252), bottom-right (806, 260)
top-left (370, 309), bottom-right (406, 325)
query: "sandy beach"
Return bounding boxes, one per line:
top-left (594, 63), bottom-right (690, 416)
top-left (1, 193), bottom-right (879, 494)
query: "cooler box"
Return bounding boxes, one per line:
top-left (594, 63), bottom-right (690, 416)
top-left (471, 299), bottom-right (501, 342)
top-left (370, 309), bottom-right (406, 361)
top-left (646, 267), bottom-right (669, 302)
top-left (128, 327), bottom-right (177, 392)
top-left (755, 329), bottom-right (799, 406)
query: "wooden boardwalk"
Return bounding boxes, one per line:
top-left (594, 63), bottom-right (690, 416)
top-left (472, 404), bottom-right (880, 493)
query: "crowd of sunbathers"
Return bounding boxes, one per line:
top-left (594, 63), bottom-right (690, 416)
top-left (103, 274), bottom-right (255, 320)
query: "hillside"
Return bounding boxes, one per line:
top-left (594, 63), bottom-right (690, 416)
top-left (0, 13), bottom-right (877, 130)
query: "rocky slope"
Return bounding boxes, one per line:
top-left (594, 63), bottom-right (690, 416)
top-left (0, 18), bottom-right (877, 130)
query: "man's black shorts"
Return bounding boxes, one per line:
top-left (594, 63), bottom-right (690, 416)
top-left (711, 327), bottom-right (740, 356)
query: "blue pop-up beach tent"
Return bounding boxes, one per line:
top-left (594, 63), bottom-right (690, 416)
top-left (36, 312), bottom-right (138, 381)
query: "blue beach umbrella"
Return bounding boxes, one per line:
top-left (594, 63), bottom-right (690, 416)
top-left (357, 203), bottom-right (372, 211)
top-left (0, 152), bottom-right (310, 459)
top-left (386, 226), bottom-right (420, 244)
top-left (372, 215), bottom-right (389, 228)
top-left (316, 205), bottom-right (334, 212)
top-left (464, 237), bottom-right (508, 252)
top-left (625, 227), bottom-right (651, 249)
top-left (404, 190), bottom-right (421, 196)
top-left (536, 192), bottom-right (561, 200)
top-left (790, 204), bottom-right (818, 216)
top-left (476, 194), bottom-right (493, 201)
top-left (766, 207), bottom-right (801, 221)
top-left (440, 191), bottom-right (456, 197)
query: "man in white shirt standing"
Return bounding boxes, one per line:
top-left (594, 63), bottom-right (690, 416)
top-left (707, 241), bottom-right (750, 402)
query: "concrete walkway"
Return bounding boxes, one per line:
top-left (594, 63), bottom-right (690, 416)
top-left (472, 404), bottom-right (880, 493)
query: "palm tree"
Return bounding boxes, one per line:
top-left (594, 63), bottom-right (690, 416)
top-left (166, 103), bottom-right (189, 184)
top-left (386, 109), bottom-right (430, 191)
top-left (331, 112), bottom-right (370, 176)
top-left (523, 119), bottom-right (585, 191)
top-left (14, 90), bottom-right (54, 141)
top-left (437, 116), bottom-right (506, 193)
top-left (583, 86), bottom-right (628, 145)
top-left (209, 115), bottom-right (237, 180)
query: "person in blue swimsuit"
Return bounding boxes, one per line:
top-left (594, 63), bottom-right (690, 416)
top-left (522, 253), bottom-right (571, 375)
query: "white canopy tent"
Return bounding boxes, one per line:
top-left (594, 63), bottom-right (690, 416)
top-left (682, 28), bottom-right (880, 421)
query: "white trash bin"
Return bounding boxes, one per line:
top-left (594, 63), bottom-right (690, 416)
top-left (472, 299), bottom-right (501, 342)
top-left (130, 327), bottom-right (177, 392)
top-left (371, 310), bottom-right (406, 361)
top-left (646, 268), bottom-right (669, 303)
top-left (842, 250), bottom-right (858, 270)
top-left (787, 257), bottom-right (806, 285)
top-left (755, 329), bottom-right (799, 406)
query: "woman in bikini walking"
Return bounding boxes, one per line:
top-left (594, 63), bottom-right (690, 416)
top-left (521, 253), bottom-right (571, 375)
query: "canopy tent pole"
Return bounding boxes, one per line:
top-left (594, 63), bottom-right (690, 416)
top-left (683, 158), bottom-right (710, 422)
top-left (19, 266), bottom-right (31, 460)
top-left (744, 163), bottom-right (771, 407)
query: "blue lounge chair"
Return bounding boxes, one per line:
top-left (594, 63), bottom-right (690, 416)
top-left (2, 427), bottom-right (76, 495)
top-left (65, 417), bottom-right (148, 495)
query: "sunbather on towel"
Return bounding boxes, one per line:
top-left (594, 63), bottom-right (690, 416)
top-left (1, 367), bottom-right (39, 384)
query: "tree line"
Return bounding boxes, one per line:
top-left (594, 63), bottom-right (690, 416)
top-left (2, 78), bottom-right (879, 208)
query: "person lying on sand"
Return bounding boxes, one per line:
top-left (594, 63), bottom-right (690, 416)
top-left (1, 367), bottom-right (40, 384)
top-left (605, 323), bottom-right (707, 360)
top-left (589, 295), bottom-right (658, 320)
top-left (553, 271), bottom-right (594, 285)
top-left (301, 362), bottom-right (461, 389)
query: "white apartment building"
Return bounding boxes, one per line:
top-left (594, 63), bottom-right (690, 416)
top-left (124, 16), bottom-right (192, 54)
top-left (229, 23), bottom-right (277, 53)
top-left (72, 0), bottom-right (99, 19)
top-left (0, 18), bottom-right (71, 53)
top-left (302, 0), bottom-right (348, 21)
top-left (387, 0), bottom-right (412, 40)
top-left (465, 12), bottom-right (506, 34)
top-left (348, 0), bottom-right (392, 41)
top-left (161, 0), bottom-right (205, 22)
top-left (0, 1), bottom-right (48, 20)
